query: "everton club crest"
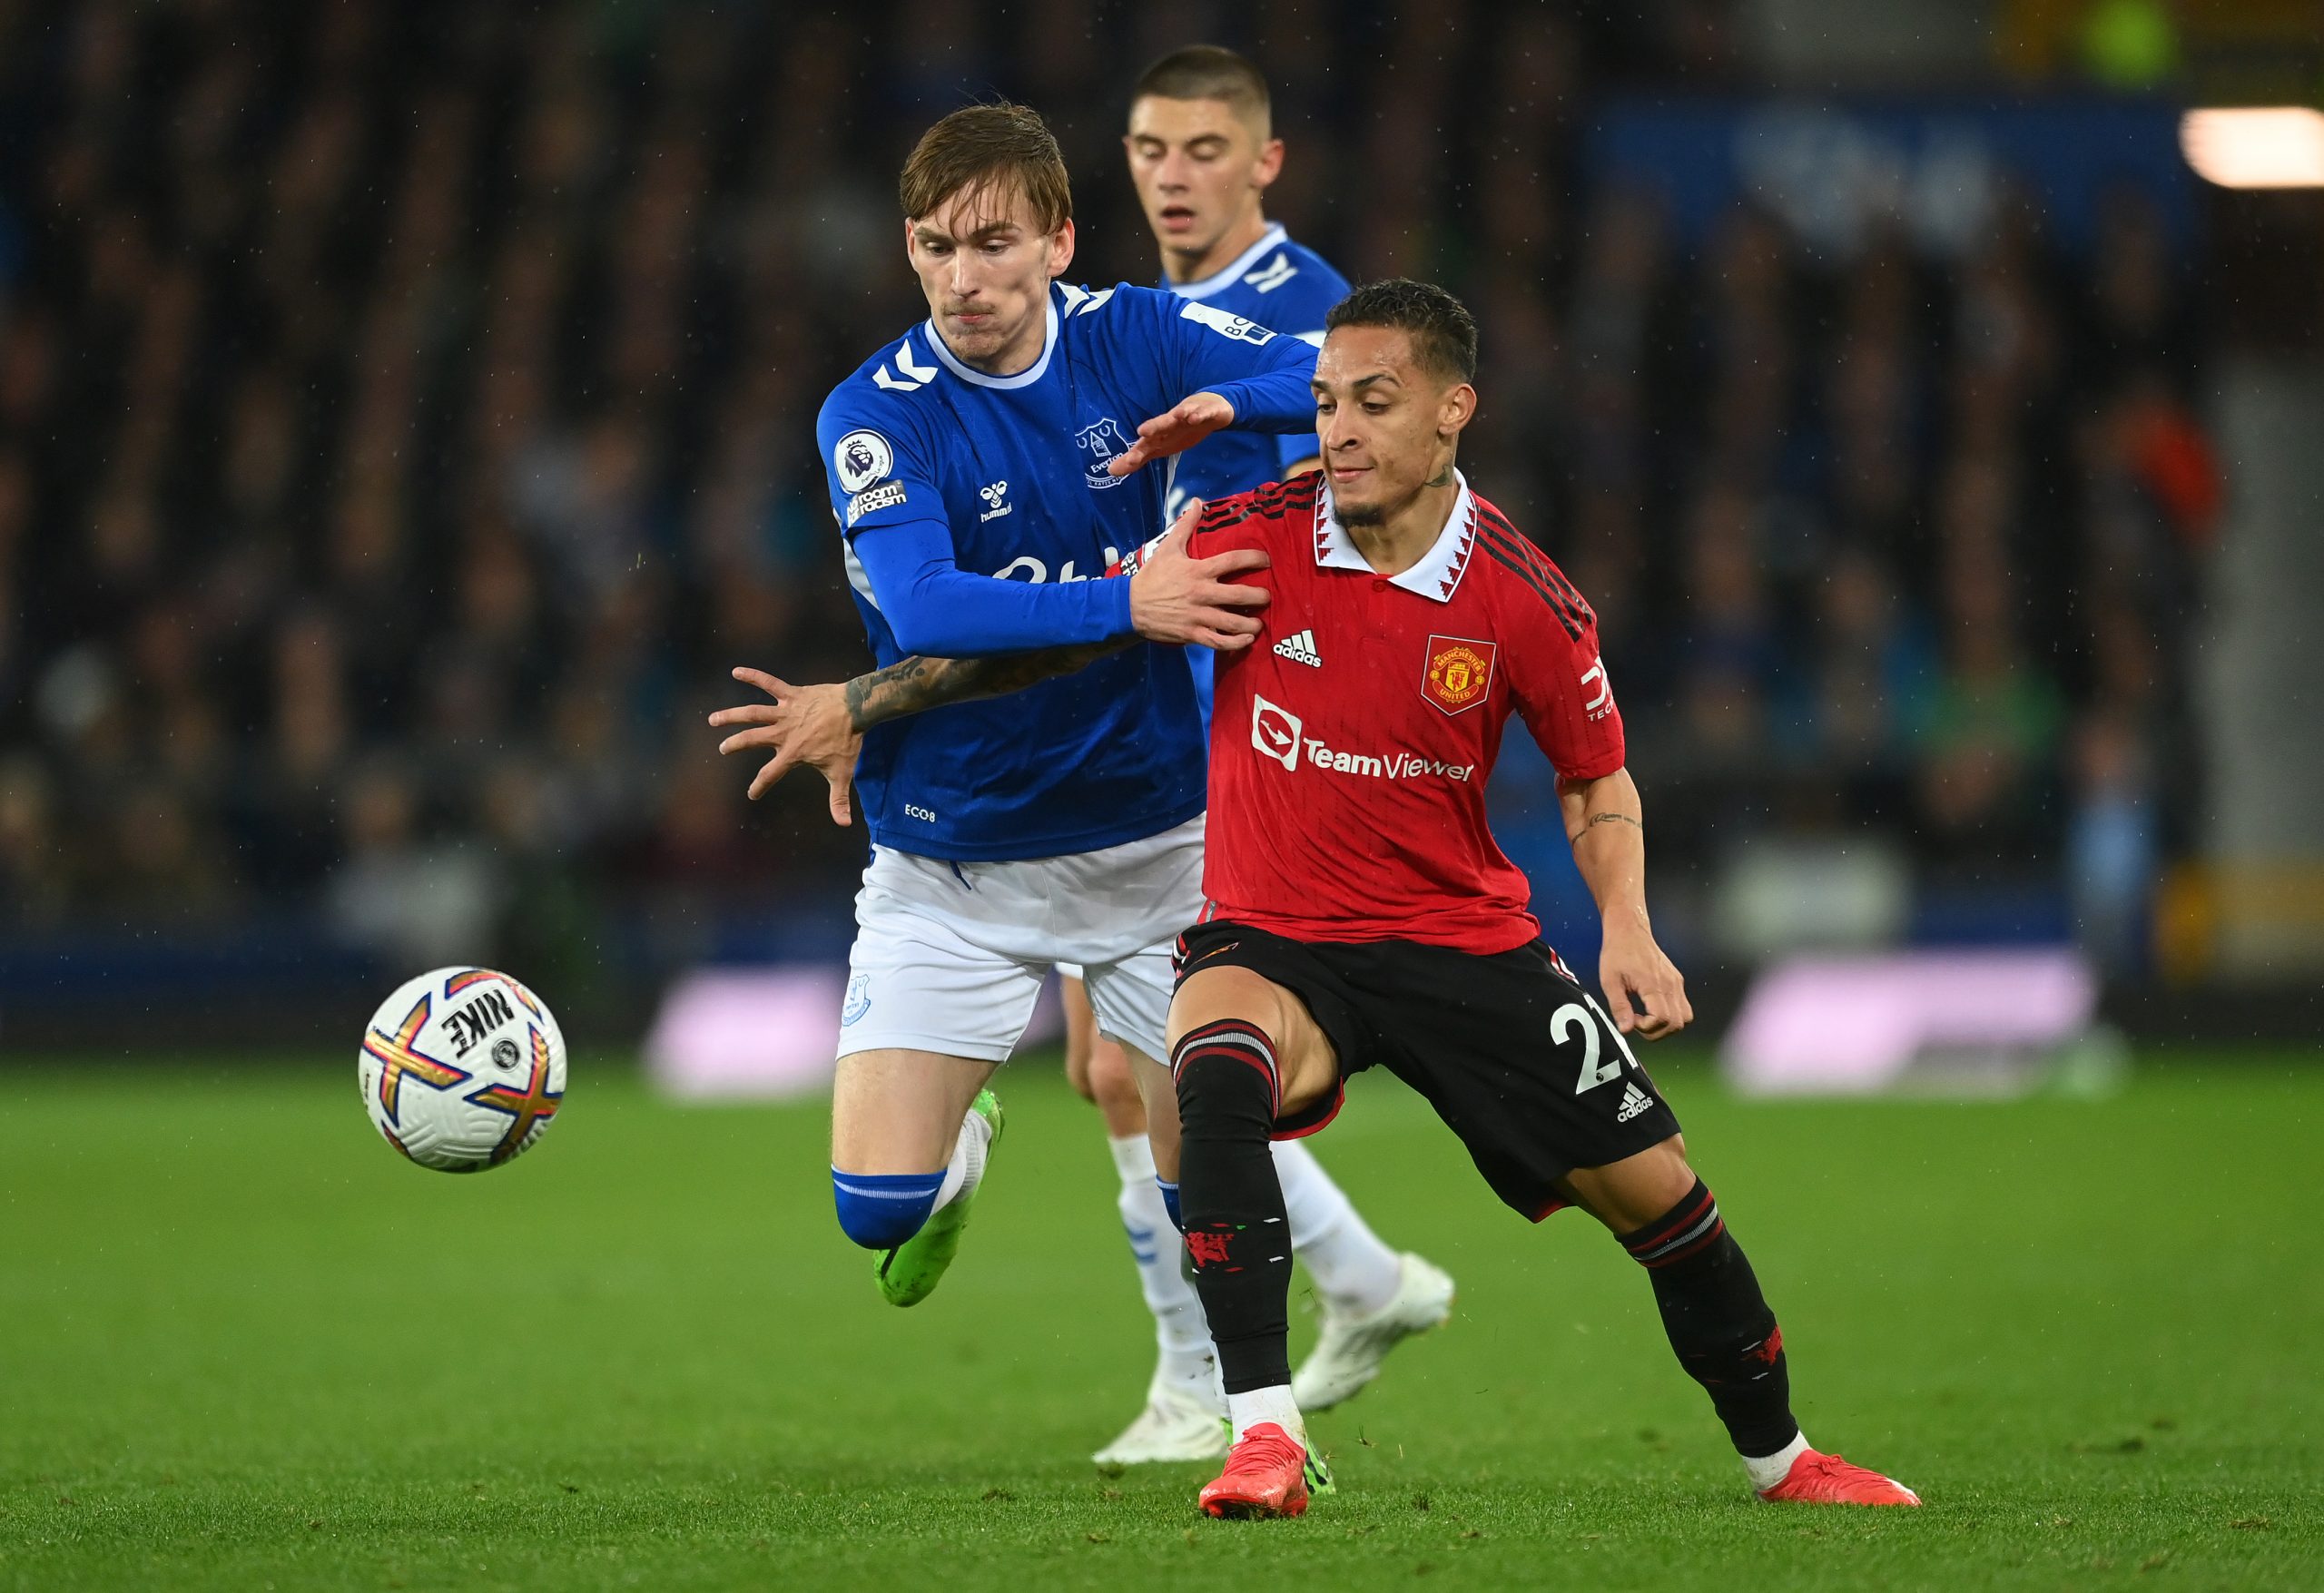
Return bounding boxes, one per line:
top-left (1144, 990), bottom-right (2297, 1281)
top-left (1422, 634), bottom-right (1496, 716)
top-left (1076, 417), bottom-right (1134, 491)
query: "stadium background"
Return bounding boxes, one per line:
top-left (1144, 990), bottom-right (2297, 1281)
top-left (3, 0), bottom-right (2318, 1043)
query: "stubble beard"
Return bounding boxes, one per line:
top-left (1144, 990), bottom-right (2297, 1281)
top-left (1336, 476), bottom-right (1419, 528)
top-left (942, 304), bottom-right (1037, 369)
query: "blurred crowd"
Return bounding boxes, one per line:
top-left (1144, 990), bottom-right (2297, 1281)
top-left (0, 0), bottom-right (2214, 976)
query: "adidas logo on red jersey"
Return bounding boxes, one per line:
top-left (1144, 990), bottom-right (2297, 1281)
top-left (1272, 628), bottom-right (1323, 667)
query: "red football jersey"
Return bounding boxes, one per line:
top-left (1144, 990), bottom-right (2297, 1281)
top-left (1178, 472), bottom-right (1623, 954)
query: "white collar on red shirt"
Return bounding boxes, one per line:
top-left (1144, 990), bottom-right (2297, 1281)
top-left (1313, 471), bottom-right (1479, 603)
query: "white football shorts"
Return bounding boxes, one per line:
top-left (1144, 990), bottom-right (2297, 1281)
top-left (837, 814), bottom-right (1205, 1065)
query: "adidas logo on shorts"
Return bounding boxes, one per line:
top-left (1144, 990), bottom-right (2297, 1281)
top-left (1273, 627), bottom-right (1323, 667)
top-left (1617, 1080), bottom-right (1653, 1123)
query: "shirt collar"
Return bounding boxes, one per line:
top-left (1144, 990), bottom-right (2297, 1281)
top-left (1168, 222), bottom-right (1290, 302)
top-left (920, 290), bottom-right (1062, 389)
top-left (1314, 471), bottom-right (1480, 603)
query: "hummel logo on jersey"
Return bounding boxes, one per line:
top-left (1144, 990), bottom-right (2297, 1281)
top-left (1243, 253), bottom-right (1298, 294)
top-left (1617, 1081), bottom-right (1653, 1123)
top-left (1272, 628), bottom-right (1322, 667)
top-left (978, 480), bottom-right (1013, 522)
top-left (872, 340), bottom-right (939, 393)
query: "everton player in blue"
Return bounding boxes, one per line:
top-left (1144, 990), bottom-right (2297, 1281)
top-left (710, 103), bottom-right (1423, 1467)
top-left (1130, 50), bottom-right (1347, 527)
top-left (1054, 49), bottom-right (1450, 1466)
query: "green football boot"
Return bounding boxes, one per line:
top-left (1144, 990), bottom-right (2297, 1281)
top-left (873, 1088), bottom-right (1004, 1307)
top-left (1303, 1440), bottom-right (1337, 1499)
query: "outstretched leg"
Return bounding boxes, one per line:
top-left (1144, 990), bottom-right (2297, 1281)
top-left (1560, 1140), bottom-right (1919, 1506)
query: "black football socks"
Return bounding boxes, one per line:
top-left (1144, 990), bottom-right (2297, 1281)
top-left (1620, 1178), bottom-right (1801, 1459)
top-left (1170, 1018), bottom-right (1295, 1396)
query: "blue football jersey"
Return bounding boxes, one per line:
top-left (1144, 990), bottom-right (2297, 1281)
top-left (1161, 223), bottom-right (1349, 524)
top-left (817, 280), bottom-right (1318, 862)
top-left (1161, 223), bottom-right (1351, 723)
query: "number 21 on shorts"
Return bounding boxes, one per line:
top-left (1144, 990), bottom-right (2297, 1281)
top-left (1554, 995), bottom-right (1640, 1095)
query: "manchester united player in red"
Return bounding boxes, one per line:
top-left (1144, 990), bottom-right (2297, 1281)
top-left (1148, 280), bottom-right (1915, 1519)
top-left (733, 280), bottom-right (1918, 1520)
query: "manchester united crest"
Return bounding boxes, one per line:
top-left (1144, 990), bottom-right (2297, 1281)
top-left (1423, 635), bottom-right (1496, 716)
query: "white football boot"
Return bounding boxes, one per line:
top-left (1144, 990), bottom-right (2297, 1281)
top-left (1093, 1364), bottom-right (1231, 1465)
top-left (1291, 1252), bottom-right (1455, 1411)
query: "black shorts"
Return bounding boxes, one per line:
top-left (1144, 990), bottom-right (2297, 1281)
top-left (1173, 920), bottom-right (1683, 1222)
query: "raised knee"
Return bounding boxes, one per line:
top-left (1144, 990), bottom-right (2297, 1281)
top-left (1170, 1018), bottom-right (1282, 1132)
top-left (831, 1168), bottom-right (941, 1250)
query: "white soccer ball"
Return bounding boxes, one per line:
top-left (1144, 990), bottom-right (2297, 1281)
top-left (357, 967), bottom-right (566, 1173)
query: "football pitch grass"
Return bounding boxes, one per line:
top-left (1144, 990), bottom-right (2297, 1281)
top-left (3, 1049), bottom-right (2318, 1591)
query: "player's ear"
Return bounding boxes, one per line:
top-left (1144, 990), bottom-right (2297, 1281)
top-left (1049, 218), bottom-right (1076, 279)
top-left (1440, 381), bottom-right (1477, 439)
top-left (1253, 135), bottom-right (1285, 191)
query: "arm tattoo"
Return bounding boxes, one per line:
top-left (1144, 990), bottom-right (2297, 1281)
top-left (842, 643), bottom-right (1127, 732)
top-left (1585, 811), bottom-right (1642, 833)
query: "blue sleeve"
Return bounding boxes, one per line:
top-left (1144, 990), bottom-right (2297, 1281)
top-left (1166, 297), bottom-right (1319, 435)
top-left (850, 515), bottom-right (1134, 657)
top-left (818, 393), bottom-right (943, 541)
top-left (818, 382), bottom-right (1135, 657)
top-left (1265, 270), bottom-right (1339, 470)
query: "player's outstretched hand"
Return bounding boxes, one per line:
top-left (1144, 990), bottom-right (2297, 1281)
top-left (707, 668), bottom-right (859, 824)
top-left (1108, 391), bottom-right (1236, 478)
top-left (1600, 919), bottom-right (1692, 1041)
top-left (1128, 497), bottom-right (1271, 651)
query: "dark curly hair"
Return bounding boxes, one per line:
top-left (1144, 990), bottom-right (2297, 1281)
top-left (1324, 279), bottom-right (1478, 384)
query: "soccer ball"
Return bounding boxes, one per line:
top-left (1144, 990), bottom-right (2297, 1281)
top-left (358, 967), bottom-right (566, 1173)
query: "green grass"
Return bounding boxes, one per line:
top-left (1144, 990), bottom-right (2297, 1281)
top-left (2, 1050), bottom-right (2319, 1591)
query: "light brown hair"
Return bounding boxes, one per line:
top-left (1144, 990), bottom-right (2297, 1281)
top-left (898, 103), bottom-right (1073, 231)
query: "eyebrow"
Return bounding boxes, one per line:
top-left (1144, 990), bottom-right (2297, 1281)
top-left (1130, 130), bottom-right (1231, 146)
top-left (1311, 372), bottom-right (1403, 392)
top-left (916, 221), bottom-right (1019, 245)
